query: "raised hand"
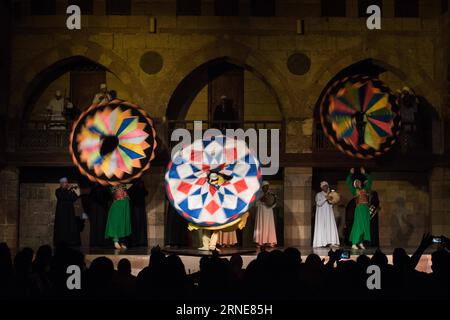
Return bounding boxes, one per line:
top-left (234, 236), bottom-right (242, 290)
top-left (360, 167), bottom-right (365, 174)
top-left (350, 168), bottom-right (355, 174)
top-left (420, 232), bottom-right (433, 248)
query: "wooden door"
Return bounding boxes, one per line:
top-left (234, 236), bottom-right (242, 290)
top-left (208, 63), bottom-right (244, 125)
top-left (70, 71), bottom-right (106, 110)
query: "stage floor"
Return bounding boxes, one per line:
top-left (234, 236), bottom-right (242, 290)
top-left (82, 246), bottom-right (434, 275)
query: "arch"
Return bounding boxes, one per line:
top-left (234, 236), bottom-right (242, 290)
top-left (305, 46), bottom-right (441, 115)
top-left (156, 39), bottom-right (294, 120)
top-left (166, 56), bottom-right (284, 120)
top-left (312, 57), bottom-right (441, 155)
top-left (20, 56), bottom-right (109, 120)
top-left (10, 40), bottom-right (147, 120)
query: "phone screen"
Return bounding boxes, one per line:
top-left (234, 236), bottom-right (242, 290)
top-left (340, 251), bottom-right (350, 260)
top-left (432, 237), bottom-right (442, 244)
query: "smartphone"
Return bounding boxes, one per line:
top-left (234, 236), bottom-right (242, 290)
top-left (432, 236), bottom-right (442, 244)
top-left (340, 250), bottom-right (350, 260)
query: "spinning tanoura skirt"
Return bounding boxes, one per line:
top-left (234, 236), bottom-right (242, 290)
top-left (69, 99), bottom-right (157, 185)
top-left (320, 75), bottom-right (401, 159)
top-left (165, 135), bottom-right (262, 228)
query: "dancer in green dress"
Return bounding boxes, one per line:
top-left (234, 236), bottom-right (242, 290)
top-left (346, 167), bottom-right (372, 250)
top-left (105, 184), bottom-right (131, 250)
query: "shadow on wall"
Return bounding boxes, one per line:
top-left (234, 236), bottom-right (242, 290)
top-left (389, 197), bottom-right (415, 247)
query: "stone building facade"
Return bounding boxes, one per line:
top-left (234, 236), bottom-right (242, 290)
top-left (0, 0), bottom-right (449, 250)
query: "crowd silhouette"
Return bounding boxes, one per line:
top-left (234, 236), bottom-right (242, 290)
top-left (0, 233), bottom-right (448, 301)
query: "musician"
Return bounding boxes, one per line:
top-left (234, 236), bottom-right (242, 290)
top-left (346, 167), bottom-right (372, 250)
top-left (253, 181), bottom-right (277, 248)
top-left (47, 90), bottom-right (64, 117)
top-left (46, 90), bottom-right (66, 129)
top-left (313, 181), bottom-right (340, 248)
top-left (92, 83), bottom-right (112, 104)
top-left (53, 177), bottom-right (81, 247)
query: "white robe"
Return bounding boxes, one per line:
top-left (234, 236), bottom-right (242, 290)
top-left (253, 199), bottom-right (277, 245)
top-left (313, 191), bottom-right (340, 247)
top-left (47, 97), bottom-right (66, 130)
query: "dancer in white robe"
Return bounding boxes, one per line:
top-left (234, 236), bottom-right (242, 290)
top-left (253, 181), bottom-right (277, 247)
top-left (313, 181), bottom-right (340, 248)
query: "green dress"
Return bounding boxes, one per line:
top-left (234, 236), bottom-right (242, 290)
top-left (105, 197), bottom-right (131, 242)
top-left (346, 173), bottom-right (372, 245)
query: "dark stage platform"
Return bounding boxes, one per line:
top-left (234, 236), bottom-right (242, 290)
top-left (81, 245), bottom-right (434, 275)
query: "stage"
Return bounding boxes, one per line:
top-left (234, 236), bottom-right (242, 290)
top-left (82, 246), bottom-right (434, 276)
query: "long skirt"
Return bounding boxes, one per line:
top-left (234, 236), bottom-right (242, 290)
top-left (253, 203), bottom-right (277, 245)
top-left (218, 231), bottom-right (238, 246)
top-left (349, 204), bottom-right (371, 245)
top-left (105, 199), bottom-right (131, 241)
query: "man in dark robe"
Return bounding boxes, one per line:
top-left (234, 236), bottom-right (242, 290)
top-left (88, 183), bottom-right (111, 247)
top-left (165, 202), bottom-right (188, 248)
top-left (212, 95), bottom-right (237, 131)
top-left (53, 177), bottom-right (81, 247)
top-left (128, 179), bottom-right (148, 247)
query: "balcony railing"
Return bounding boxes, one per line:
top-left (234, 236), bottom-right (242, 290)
top-left (18, 119), bottom-right (284, 153)
top-left (167, 119), bottom-right (284, 152)
top-left (19, 120), bottom-right (72, 152)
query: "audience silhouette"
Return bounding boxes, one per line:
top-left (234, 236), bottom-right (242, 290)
top-left (0, 233), bottom-right (448, 300)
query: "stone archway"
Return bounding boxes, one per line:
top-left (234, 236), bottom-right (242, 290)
top-left (304, 46), bottom-right (441, 116)
top-left (165, 56), bottom-right (285, 121)
top-left (156, 39), bottom-right (293, 120)
top-left (10, 40), bottom-right (147, 121)
top-left (311, 56), bottom-right (441, 154)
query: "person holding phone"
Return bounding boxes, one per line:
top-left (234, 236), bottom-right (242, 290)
top-left (346, 167), bottom-right (372, 250)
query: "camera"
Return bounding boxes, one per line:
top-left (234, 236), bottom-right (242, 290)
top-left (340, 250), bottom-right (350, 260)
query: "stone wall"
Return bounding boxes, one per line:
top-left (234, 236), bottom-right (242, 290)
top-left (430, 167), bottom-right (450, 237)
top-left (186, 86), bottom-right (208, 121)
top-left (335, 172), bottom-right (430, 248)
top-left (17, 168), bottom-right (167, 250)
top-left (244, 71), bottom-right (282, 121)
top-left (19, 183), bottom-right (58, 249)
top-left (0, 167), bottom-right (19, 250)
top-left (9, 2), bottom-right (445, 125)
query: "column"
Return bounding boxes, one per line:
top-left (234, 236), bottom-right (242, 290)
top-left (0, 166), bottom-right (19, 251)
top-left (143, 168), bottom-right (166, 246)
top-left (283, 167), bottom-right (312, 247)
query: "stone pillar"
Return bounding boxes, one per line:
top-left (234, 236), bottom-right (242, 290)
top-left (143, 168), bottom-right (166, 246)
top-left (19, 183), bottom-right (58, 250)
top-left (283, 167), bottom-right (312, 247)
top-left (0, 166), bottom-right (19, 250)
top-left (430, 167), bottom-right (450, 237)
